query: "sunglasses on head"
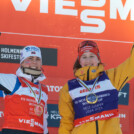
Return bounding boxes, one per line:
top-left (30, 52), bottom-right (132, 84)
top-left (78, 40), bottom-right (98, 52)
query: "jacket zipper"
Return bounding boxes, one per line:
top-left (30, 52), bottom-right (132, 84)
top-left (95, 120), bottom-right (99, 134)
top-left (87, 68), bottom-right (99, 134)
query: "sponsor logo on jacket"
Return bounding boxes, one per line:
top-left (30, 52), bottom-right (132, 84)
top-left (80, 85), bottom-right (100, 93)
top-left (19, 118), bottom-right (43, 128)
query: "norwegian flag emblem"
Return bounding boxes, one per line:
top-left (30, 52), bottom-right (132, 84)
top-left (31, 51), bottom-right (36, 54)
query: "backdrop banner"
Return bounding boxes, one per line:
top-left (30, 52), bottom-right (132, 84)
top-left (0, 0), bottom-right (134, 134)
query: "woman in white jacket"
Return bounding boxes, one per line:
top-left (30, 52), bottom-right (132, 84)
top-left (0, 45), bottom-right (48, 134)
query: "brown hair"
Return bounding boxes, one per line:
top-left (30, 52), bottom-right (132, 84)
top-left (73, 57), bottom-right (81, 74)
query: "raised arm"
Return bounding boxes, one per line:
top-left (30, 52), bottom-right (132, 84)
top-left (106, 44), bottom-right (134, 90)
top-left (0, 74), bottom-right (17, 94)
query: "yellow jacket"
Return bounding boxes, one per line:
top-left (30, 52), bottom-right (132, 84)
top-left (58, 45), bottom-right (134, 134)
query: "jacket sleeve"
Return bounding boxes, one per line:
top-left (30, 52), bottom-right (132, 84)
top-left (58, 83), bottom-right (74, 134)
top-left (0, 74), bottom-right (16, 94)
top-left (42, 85), bottom-right (49, 134)
top-left (106, 44), bottom-right (134, 90)
top-left (43, 104), bottom-right (48, 134)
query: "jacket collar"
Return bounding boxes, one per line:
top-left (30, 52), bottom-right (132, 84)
top-left (75, 64), bottom-right (104, 81)
top-left (16, 67), bottom-right (46, 83)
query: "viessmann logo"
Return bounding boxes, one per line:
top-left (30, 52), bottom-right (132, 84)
top-left (11, 0), bottom-right (134, 33)
top-left (0, 44), bottom-right (57, 66)
top-left (19, 118), bottom-right (43, 128)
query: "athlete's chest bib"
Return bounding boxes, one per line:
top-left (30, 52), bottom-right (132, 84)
top-left (3, 77), bottom-right (48, 133)
top-left (68, 72), bottom-right (119, 127)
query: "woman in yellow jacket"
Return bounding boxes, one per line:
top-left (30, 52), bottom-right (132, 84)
top-left (58, 40), bottom-right (134, 134)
